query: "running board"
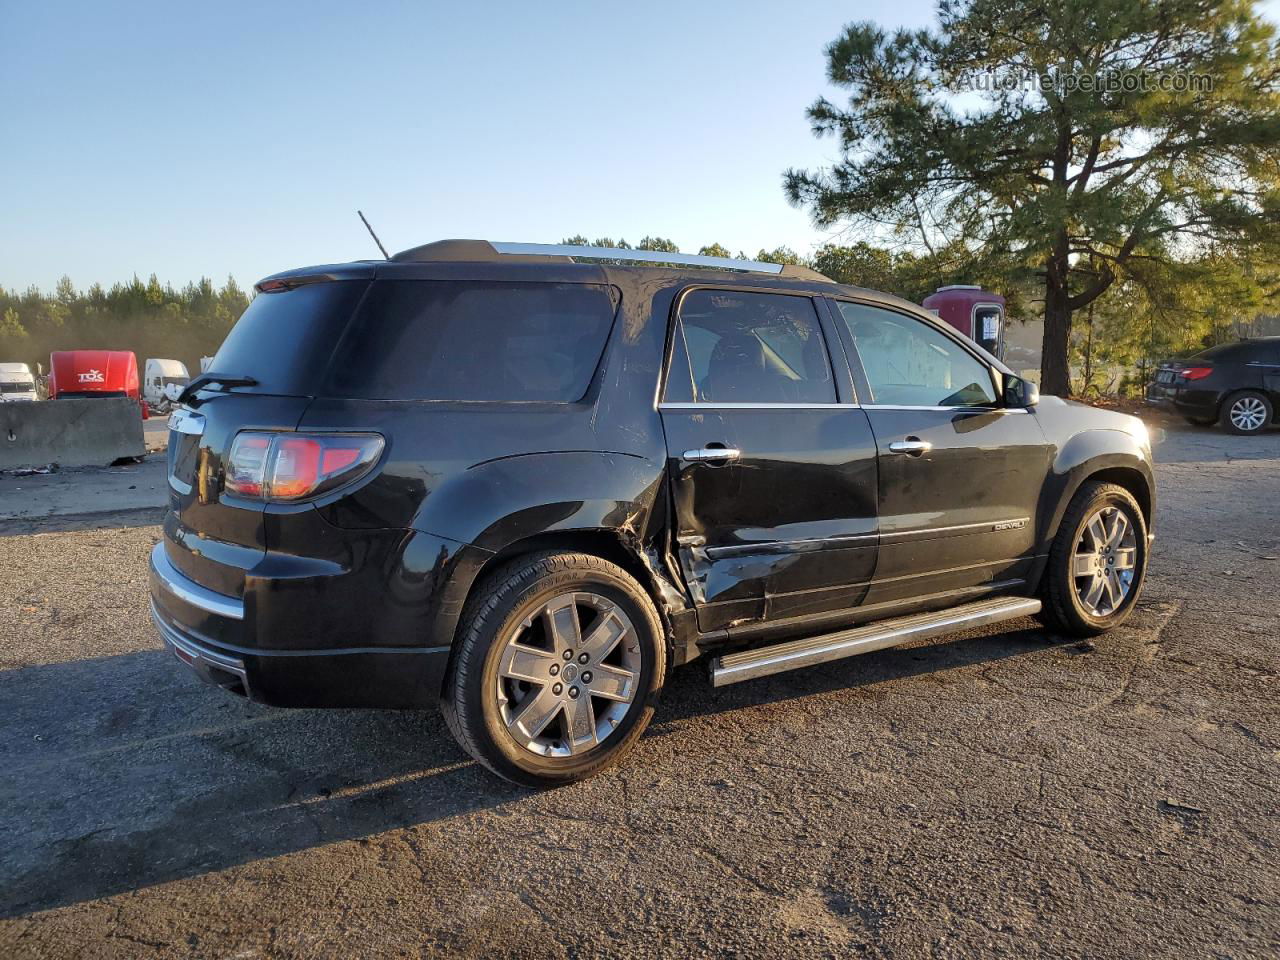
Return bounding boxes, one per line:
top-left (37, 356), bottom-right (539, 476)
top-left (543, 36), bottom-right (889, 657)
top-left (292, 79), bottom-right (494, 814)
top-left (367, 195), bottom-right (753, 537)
top-left (709, 596), bottom-right (1042, 687)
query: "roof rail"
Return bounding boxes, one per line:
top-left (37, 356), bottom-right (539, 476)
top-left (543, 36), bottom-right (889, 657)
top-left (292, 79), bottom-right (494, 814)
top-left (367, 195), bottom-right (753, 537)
top-left (390, 239), bottom-right (832, 282)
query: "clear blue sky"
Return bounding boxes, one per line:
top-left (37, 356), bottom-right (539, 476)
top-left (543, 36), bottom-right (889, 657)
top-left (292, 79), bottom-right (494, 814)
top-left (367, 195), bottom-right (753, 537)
top-left (4, 1), bottom-right (1277, 293)
top-left (0, 0), bottom-right (940, 291)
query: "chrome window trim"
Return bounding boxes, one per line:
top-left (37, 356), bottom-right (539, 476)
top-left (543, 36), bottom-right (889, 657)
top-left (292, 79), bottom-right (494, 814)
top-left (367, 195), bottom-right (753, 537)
top-left (149, 542), bottom-right (245, 620)
top-left (861, 403), bottom-right (1026, 413)
top-left (659, 401), bottom-right (860, 410)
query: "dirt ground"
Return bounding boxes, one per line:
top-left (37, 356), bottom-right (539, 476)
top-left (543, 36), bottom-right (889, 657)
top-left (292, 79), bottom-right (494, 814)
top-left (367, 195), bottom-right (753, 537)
top-left (1, 416), bottom-right (1277, 959)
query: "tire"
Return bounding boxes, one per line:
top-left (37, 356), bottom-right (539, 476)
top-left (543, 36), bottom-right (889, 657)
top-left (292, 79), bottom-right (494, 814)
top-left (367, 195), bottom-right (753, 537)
top-left (1219, 390), bottom-right (1272, 435)
top-left (441, 551), bottom-right (666, 787)
top-left (1039, 481), bottom-right (1148, 637)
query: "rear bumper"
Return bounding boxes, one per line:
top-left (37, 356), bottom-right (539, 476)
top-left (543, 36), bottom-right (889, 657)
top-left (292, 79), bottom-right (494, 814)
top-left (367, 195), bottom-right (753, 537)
top-left (149, 542), bottom-right (451, 708)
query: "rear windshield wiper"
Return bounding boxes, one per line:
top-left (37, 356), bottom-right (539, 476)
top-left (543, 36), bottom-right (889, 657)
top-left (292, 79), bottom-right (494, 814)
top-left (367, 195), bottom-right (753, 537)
top-left (177, 373), bottom-right (259, 405)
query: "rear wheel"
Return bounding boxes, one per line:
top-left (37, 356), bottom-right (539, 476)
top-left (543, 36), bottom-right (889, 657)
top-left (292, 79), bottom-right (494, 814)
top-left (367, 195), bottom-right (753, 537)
top-left (1039, 482), bottom-right (1148, 637)
top-left (441, 551), bottom-right (666, 787)
top-left (1220, 390), bottom-right (1272, 435)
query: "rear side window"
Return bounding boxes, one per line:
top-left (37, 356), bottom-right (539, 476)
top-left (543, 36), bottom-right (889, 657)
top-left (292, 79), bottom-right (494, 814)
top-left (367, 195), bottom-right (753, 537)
top-left (212, 280), bottom-right (370, 395)
top-left (326, 281), bottom-right (618, 402)
top-left (664, 290), bottom-right (835, 403)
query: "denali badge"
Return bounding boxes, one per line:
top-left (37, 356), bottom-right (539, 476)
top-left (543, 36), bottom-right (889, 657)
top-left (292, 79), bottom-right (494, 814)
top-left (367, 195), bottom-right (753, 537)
top-left (992, 519), bottom-right (1027, 531)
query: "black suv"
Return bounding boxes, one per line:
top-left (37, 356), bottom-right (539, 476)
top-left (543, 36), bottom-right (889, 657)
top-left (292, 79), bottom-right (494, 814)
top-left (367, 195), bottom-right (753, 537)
top-left (1146, 337), bottom-right (1280, 434)
top-left (150, 240), bottom-right (1155, 786)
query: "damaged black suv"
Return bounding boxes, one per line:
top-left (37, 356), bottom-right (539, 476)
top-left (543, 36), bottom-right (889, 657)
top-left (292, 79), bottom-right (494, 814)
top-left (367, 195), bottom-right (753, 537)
top-left (150, 240), bottom-right (1155, 786)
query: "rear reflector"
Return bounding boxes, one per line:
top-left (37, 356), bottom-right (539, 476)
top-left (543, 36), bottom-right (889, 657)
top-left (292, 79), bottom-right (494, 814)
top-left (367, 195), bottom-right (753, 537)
top-left (224, 432), bottom-right (384, 502)
top-left (1180, 366), bottom-right (1213, 381)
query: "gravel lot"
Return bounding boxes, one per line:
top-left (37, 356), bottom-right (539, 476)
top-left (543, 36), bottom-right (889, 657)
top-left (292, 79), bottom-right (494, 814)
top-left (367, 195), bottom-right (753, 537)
top-left (1, 419), bottom-right (1277, 959)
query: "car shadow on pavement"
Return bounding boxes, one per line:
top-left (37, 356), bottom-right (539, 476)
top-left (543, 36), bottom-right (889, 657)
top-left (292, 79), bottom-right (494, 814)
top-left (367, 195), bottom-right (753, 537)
top-left (0, 649), bottom-right (520, 919)
top-left (1, 621), bottom-right (1067, 918)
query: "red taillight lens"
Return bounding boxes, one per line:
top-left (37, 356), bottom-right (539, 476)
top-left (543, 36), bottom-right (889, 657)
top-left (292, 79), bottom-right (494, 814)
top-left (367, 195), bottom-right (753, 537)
top-left (223, 432), bottom-right (384, 502)
top-left (1180, 366), bottom-right (1213, 381)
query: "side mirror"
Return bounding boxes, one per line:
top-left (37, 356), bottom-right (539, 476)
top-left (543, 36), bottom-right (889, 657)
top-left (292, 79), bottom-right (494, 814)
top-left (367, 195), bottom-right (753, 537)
top-left (1004, 374), bottom-right (1039, 408)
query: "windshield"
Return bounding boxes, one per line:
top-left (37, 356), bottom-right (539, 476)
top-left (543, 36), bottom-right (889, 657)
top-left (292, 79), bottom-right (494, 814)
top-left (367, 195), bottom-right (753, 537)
top-left (0, 381), bottom-right (34, 393)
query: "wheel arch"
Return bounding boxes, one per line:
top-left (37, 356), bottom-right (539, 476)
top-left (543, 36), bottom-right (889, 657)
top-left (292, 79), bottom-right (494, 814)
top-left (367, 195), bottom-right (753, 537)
top-left (436, 526), bottom-right (696, 699)
top-left (1041, 429), bottom-right (1156, 558)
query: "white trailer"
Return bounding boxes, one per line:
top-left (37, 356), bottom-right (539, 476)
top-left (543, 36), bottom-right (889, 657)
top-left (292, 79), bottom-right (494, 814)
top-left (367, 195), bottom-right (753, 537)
top-left (0, 362), bottom-right (38, 401)
top-left (143, 358), bottom-right (190, 409)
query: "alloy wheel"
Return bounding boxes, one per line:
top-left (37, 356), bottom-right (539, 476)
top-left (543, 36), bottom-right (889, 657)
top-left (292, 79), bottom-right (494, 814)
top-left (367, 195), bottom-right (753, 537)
top-left (1229, 396), bottom-right (1267, 432)
top-left (1072, 505), bottom-right (1138, 617)
top-left (496, 592), bottom-right (641, 757)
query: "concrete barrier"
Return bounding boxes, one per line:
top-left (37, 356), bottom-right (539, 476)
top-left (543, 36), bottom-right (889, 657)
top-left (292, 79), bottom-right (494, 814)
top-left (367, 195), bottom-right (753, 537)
top-left (0, 399), bottom-right (147, 470)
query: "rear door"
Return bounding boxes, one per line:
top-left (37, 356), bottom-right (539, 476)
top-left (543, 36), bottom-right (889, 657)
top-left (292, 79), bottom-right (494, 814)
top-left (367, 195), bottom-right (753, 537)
top-left (164, 278), bottom-right (369, 597)
top-left (829, 299), bottom-right (1052, 605)
top-left (658, 287), bottom-right (879, 632)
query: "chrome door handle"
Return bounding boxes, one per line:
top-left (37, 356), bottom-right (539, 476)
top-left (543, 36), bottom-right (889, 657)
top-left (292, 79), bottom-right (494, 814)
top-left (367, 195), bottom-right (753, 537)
top-left (887, 439), bottom-right (932, 456)
top-left (682, 447), bottom-right (741, 462)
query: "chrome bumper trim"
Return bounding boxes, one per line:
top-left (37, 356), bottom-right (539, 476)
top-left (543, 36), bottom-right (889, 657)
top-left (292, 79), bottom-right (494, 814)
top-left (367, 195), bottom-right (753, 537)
top-left (151, 601), bottom-right (251, 695)
top-left (149, 542), bottom-right (244, 620)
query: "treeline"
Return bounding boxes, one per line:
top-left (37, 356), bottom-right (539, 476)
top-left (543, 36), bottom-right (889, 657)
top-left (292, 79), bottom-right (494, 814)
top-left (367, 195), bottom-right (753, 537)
top-left (5, 240), bottom-right (1275, 396)
top-left (0, 275), bottom-right (250, 376)
top-left (565, 235), bottom-right (1280, 396)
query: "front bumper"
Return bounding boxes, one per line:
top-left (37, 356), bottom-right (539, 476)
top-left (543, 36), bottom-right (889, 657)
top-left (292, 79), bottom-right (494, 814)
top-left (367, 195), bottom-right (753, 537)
top-left (149, 542), bottom-right (451, 708)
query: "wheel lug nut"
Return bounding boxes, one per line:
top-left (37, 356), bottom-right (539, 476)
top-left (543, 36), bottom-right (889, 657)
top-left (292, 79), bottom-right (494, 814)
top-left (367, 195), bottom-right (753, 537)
top-left (582, 671), bottom-right (593, 683)
top-left (552, 683), bottom-right (563, 695)
top-left (549, 664), bottom-right (559, 676)
top-left (569, 686), bottom-right (580, 699)
top-left (578, 653), bottom-right (589, 664)
top-left (562, 650), bottom-right (572, 661)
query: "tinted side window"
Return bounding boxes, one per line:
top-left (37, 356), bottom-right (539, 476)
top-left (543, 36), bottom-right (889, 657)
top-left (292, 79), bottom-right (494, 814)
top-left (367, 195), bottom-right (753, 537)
top-left (837, 302), bottom-right (997, 407)
top-left (327, 281), bottom-right (617, 402)
top-left (664, 290), bottom-right (835, 404)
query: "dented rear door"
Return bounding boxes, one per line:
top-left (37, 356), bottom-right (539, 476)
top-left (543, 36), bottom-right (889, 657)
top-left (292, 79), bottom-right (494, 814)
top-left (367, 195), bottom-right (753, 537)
top-left (657, 287), bottom-right (879, 633)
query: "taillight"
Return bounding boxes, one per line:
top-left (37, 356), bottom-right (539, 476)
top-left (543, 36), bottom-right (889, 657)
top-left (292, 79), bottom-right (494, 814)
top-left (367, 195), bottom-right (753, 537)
top-left (1180, 366), bottom-right (1213, 380)
top-left (224, 432), bottom-right (384, 502)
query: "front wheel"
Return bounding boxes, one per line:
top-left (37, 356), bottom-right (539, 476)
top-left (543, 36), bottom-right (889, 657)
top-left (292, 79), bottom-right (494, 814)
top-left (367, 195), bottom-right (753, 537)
top-left (1039, 482), bottom-right (1148, 637)
top-left (441, 551), bottom-right (666, 787)
top-left (1220, 390), bottom-right (1272, 435)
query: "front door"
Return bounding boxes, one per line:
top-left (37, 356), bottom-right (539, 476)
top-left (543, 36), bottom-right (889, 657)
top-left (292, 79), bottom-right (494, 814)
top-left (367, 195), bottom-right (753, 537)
top-left (658, 287), bottom-right (879, 632)
top-left (830, 299), bottom-right (1053, 606)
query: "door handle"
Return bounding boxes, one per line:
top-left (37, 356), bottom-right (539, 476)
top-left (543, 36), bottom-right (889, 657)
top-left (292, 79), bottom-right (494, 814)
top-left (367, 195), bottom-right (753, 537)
top-left (887, 439), bottom-right (932, 456)
top-left (682, 447), bottom-right (741, 462)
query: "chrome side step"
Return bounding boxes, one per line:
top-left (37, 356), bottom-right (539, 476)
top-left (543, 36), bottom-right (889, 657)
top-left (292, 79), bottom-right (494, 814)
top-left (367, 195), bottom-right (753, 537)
top-left (709, 596), bottom-right (1042, 687)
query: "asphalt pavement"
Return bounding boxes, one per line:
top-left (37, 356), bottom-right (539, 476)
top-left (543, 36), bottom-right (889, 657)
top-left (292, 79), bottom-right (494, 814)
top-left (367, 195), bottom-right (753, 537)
top-left (1, 419), bottom-right (1277, 958)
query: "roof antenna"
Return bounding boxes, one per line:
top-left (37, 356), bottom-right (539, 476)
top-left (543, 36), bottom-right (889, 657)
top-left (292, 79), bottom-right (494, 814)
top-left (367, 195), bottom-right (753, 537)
top-left (357, 210), bottom-right (390, 259)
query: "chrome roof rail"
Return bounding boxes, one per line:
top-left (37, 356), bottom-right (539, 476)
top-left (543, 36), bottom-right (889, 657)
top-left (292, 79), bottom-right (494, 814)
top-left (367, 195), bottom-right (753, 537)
top-left (389, 239), bottom-right (832, 281)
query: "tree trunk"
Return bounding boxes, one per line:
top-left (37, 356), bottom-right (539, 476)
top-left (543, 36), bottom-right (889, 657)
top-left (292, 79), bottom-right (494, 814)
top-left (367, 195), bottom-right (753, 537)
top-left (1040, 249), bottom-right (1073, 396)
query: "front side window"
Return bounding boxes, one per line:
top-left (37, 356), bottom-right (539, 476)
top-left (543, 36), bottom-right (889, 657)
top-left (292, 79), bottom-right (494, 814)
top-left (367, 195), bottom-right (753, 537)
top-left (664, 290), bottom-right (835, 404)
top-left (836, 301), bottom-right (997, 407)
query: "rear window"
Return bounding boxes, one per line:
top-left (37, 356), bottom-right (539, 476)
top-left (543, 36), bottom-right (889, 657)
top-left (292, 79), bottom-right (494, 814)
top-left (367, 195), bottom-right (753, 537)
top-left (324, 281), bottom-right (618, 402)
top-left (1189, 342), bottom-right (1250, 362)
top-left (210, 280), bottom-right (370, 395)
